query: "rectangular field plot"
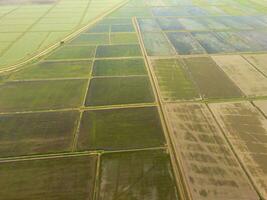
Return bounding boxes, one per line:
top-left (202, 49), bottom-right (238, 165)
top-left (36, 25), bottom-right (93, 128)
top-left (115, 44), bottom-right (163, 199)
top-left (0, 79), bottom-right (87, 112)
top-left (151, 59), bottom-right (200, 101)
top-left (191, 32), bottom-right (235, 54)
top-left (0, 111), bottom-right (79, 157)
top-left (85, 76), bottom-right (154, 106)
top-left (244, 54), bottom-right (267, 76)
top-left (142, 32), bottom-right (176, 56)
top-left (165, 103), bottom-right (258, 200)
top-left (184, 57), bottom-right (243, 99)
top-left (95, 44), bottom-right (142, 58)
top-left (97, 150), bottom-right (179, 200)
top-left (92, 58), bottom-right (146, 76)
top-left (0, 155), bottom-right (97, 200)
top-left (110, 33), bottom-right (138, 44)
top-left (69, 34), bottom-right (109, 45)
top-left (166, 32), bottom-right (206, 55)
top-left (77, 107), bottom-right (165, 151)
top-left (46, 45), bottom-right (96, 60)
top-left (210, 102), bottom-right (267, 199)
top-left (212, 55), bottom-right (267, 97)
top-left (137, 18), bottom-right (162, 32)
top-left (10, 60), bottom-right (92, 80)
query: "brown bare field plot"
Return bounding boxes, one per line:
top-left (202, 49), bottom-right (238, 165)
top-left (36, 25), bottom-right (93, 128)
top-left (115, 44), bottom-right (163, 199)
top-left (210, 101), bottom-right (267, 199)
top-left (212, 55), bottom-right (267, 97)
top-left (254, 100), bottom-right (267, 117)
top-left (244, 54), bottom-right (267, 76)
top-left (165, 103), bottom-right (258, 200)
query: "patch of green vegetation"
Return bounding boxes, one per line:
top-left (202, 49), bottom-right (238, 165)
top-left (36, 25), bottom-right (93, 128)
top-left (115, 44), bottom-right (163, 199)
top-left (46, 45), bottom-right (96, 60)
top-left (95, 44), bottom-right (142, 58)
top-left (85, 76), bottom-right (154, 106)
top-left (77, 107), bottom-right (165, 150)
top-left (69, 33), bottom-right (109, 45)
top-left (0, 111), bottom-right (79, 157)
top-left (152, 59), bottom-right (200, 101)
top-left (97, 150), bottom-right (179, 199)
top-left (0, 79), bottom-right (88, 112)
top-left (10, 60), bottom-right (92, 80)
top-left (110, 33), bottom-right (138, 44)
top-left (92, 58), bottom-right (146, 76)
top-left (0, 155), bottom-right (97, 200)
top-left (184, 57), bottom-right (243, 99)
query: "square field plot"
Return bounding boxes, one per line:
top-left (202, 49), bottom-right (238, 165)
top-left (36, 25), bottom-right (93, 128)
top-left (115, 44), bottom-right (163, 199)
top-left (0, 155), bottom-right (97, 200)
top-left (0, 111), bottom-right (79, 157)
top-left (210, 102), bottom-right (267, 199)
top-left (166, 32), bottom-right (206, 55)
top-left (212, 55), bottom-right (267, 97)
top-left (0, 79), bottom-right (87, 112)
top-left (142, 32), bottom-right (176, 56)
top-left (97, 150), bottom-right (178, 200)
top-left (77, 107), bottom-right (165, 151)
top-left (46, 45), bottom-right (96, 60)
top-left (95, 44), bottom-right (142, 58)
top-left (92, 58), bottom-right (146, 76)
top-left (165, 103), bottom-right (258, 200)
top-left (184, 57), bottom-right (243, 99)
top-left (69, 34), bottom-right (109, 45)
top-left (85, 76), bottom-right (154, 106)
top-left (254, 100), bottom-right (267, 116)
top-left (11, 60), bottom-right (93, 80)
top-left (151, 59), bottom-right (199, 101)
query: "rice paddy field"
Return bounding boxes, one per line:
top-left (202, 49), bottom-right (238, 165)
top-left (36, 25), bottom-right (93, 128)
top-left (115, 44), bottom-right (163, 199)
top-left (1, 0), bottom-right (267, 200)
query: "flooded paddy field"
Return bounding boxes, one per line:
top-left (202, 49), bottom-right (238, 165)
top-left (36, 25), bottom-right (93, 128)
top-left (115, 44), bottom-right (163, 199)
top-left (1, 0), bottom-right (267, 199)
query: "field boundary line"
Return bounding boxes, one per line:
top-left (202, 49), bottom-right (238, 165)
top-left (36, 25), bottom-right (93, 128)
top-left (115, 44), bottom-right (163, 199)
top-left (206, 103), bottom-right (263, 200)
top-left (133, 17), bottom-right (191, 200)
top-left (0, 0), bottom-right (130, 74)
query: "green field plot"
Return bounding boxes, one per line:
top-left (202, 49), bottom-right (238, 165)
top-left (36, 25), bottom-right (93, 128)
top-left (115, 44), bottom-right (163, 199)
top-left (191, 32), bottom-right (235, 53)
top-left (97, 150), bottom-right (178, 199)
top-left (165, 102), bottom-right (258, 200)
top-left (0, 111), bottom-right (79, 157)
top-left (0, 79), bottom-right (87, 112)
top-left (10, 60), bottom-right (93, 80)
top-left (212, 55), bottom-right (267, 97)
top-left (85, 76), bottom-right (154, 106)
top-left (244, 54), bottom-right (267, 76)
top-left (108, 7), bottom-right (152, 18)
top-left (166, 32), bottom-right (205, 55)
top-left (0, 155), bottom-right (97, 200)
top-left (95, 44), bottom-right (142, 58)
top-left (184, 57), bottom-right (243, 99)
top-left (142, 32), bottom-right (176, 56)
top-left (77, 107), bottom-right (165, 151)
top-left (138, 18), bottom-right (162, 32)
top-left (98, 17), bottom-right (132, 25)
top-left (111, 24), bottom-right (135, 32)
top-left (46, 45), bottom-right (96, 60)
top-left (210, 101), bottom-right (267, 199)
top-left (92, 58), bottom-right (146, 76)
top-left (69, 34), bottom-right (109, 45)
top-left (151, 59), bottom-right (199, 101)
top-left (110, 33), bottom-right (138, 44)
top-left (85, 24), bottom-right (110, 33)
